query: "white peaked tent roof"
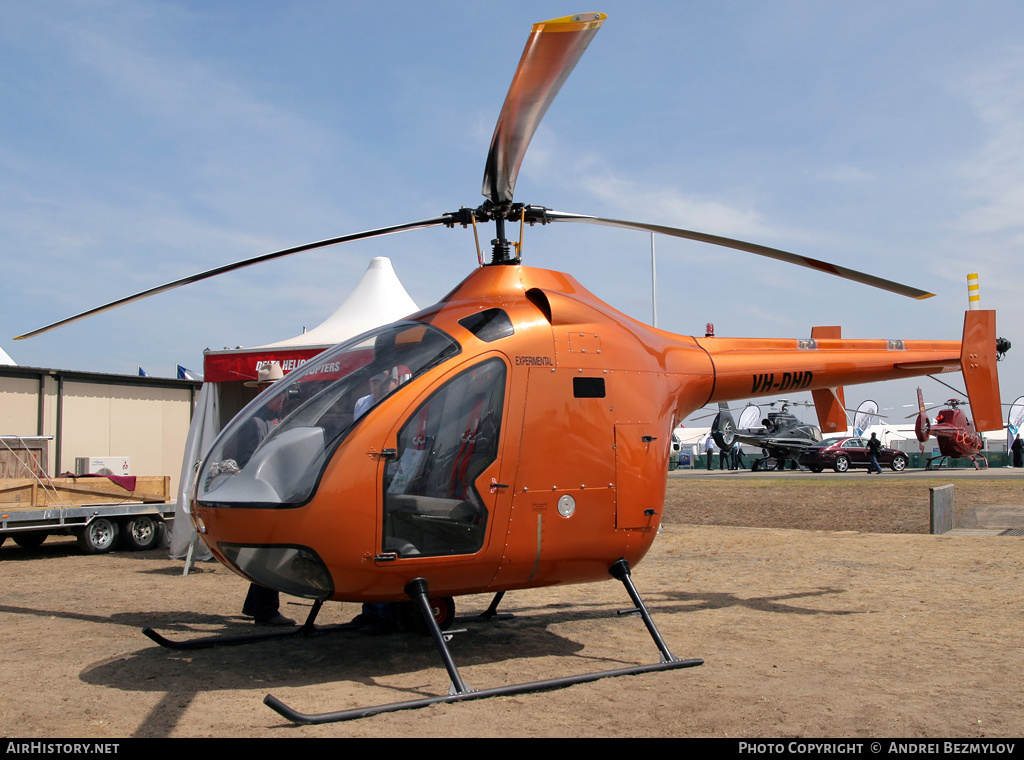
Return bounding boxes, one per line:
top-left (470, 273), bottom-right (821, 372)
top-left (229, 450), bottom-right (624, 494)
top-left (253, 256), bottom-right (419, 350)
top-left (0, 345), bottom-right (15, 365)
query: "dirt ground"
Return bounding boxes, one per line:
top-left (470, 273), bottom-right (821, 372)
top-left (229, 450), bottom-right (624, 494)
top-left (2, 473), bottom-right (1022, 738)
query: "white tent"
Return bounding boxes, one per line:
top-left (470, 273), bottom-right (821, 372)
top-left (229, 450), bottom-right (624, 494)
top-left (0, 345), bottom-right (15, 365)
top-left (254, 258), bottom-right (418, 350)
top-left (170, 257), bottom-right (419, 560)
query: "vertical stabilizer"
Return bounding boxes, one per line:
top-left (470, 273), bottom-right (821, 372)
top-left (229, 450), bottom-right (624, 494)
top-left (960, 310), bottom-right (1001, 431)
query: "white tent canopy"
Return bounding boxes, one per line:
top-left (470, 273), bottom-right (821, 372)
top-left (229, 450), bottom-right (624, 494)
top-left (170, 257), bottom-right (420, 559)
top-left (0, 345), bottom-right (15, 365)
top-left (254, 256), bottom-right (418, 350)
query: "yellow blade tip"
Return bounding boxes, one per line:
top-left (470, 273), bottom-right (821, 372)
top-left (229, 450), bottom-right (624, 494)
top-left (534, 12), bottom-right (607, 31)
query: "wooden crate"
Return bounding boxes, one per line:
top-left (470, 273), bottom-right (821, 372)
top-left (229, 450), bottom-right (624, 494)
top-left (0, 442), bottom-right (48, 479)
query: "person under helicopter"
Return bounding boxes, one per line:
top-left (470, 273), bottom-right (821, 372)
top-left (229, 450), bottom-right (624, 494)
top-left (730, 441), bottom-right (745, 470)
top-left (238, 363), bottom-right (296, 627)
top-left (351, 365), bottom-right (410, 635)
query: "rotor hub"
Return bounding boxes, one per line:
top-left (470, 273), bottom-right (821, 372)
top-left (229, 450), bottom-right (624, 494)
top-left (444, 203), bottom-right (553, 265)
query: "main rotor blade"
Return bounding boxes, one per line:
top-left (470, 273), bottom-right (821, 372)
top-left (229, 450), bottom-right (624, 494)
top-left (16, 216), bottom-right (451, 340)
top-left (544, 211), bottom-right (935, 300)
top-left (482, 13), bottom-right (606, 204)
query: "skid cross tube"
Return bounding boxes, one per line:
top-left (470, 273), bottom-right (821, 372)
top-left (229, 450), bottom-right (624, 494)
top-left (469, 590), bottom-right (513, 622)
top-left (264, 561), bottom-right (703, 725)
top-left (406, 578), bottom-right (470, 695)
top-left (608, 558), bottom-right (677, 662)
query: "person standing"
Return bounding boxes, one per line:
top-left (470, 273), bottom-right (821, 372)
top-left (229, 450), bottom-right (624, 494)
top-left (704, 435), bottom-right (715, 470)
top-left (1012, 434), bottom-right (1023, 468)
top-left (730, 441), bottom-right (745, 470)
top-left (865, 432), bottom-right (883, 474)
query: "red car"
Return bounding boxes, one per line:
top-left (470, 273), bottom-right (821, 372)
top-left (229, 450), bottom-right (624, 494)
top-left (798, 437), bottom-right (909, 473)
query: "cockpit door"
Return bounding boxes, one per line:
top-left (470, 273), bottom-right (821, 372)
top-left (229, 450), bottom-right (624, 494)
top-left (376, 357), bottom-right (509, 561)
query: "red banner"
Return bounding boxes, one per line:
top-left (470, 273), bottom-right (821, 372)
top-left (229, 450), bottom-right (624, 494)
top-left (203, 349), bottom-right (326, 383)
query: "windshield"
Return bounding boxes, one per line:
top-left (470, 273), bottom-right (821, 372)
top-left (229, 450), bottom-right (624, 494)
top-left (197, 322), bottom-right (460, 508)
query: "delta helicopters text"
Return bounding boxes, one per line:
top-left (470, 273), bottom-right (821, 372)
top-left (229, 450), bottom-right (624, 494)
top-left (16, 12), bottom-right (1004, 724)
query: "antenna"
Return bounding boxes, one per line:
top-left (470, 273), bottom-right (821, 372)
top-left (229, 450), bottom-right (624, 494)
top-left (651, 233), bottom-right (658, 327)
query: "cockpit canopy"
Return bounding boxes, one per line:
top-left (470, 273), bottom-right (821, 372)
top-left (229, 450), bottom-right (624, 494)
top-left (196, 322), bottom-right (460, 508)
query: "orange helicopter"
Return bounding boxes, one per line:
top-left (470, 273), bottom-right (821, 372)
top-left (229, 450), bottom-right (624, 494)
top-left (16, 12), bottom-right (1007, 724)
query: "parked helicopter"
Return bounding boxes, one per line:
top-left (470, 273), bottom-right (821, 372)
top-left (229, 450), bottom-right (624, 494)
top-left (909, 387), bottom-right (988, 469)
top-left (711, 400), bottom-right (822, 470)
top-left (16, 12), bottom-right (1007, 724)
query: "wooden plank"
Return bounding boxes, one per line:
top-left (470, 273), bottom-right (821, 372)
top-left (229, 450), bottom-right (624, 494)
top-left (0, 480), bottom-right (35, 507)
top-left (0, 476), bottom-right (170, 509)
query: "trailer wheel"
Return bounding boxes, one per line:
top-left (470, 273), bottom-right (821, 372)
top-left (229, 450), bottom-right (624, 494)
top-left (121, 516), bottom-right (160, 551)
top-left (13, 531), bottom-right (47, 549)
top-left (76, 518), bottom-right (119, 554)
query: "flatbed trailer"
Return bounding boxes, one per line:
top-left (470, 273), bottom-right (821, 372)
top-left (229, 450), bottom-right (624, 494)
top-left (0, 476), bottom-right (174, 553)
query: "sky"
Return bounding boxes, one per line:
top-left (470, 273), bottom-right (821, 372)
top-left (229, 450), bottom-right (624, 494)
top-left (2, 0), bottom-right (1022, 428)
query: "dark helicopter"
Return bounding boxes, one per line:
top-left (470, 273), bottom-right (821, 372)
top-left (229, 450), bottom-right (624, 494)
top-left (711, 400), bottom-right (823, 470)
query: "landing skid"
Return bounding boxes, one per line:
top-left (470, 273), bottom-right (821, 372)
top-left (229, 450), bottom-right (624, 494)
top-left (142, 600), bottom-right (357, 651)
top-left (264, 559), bottom-right (703, 725)
top-left (925, 453), bottom-right (989, 470)
top-left (751, 456), bottom-right (799, 471)
top-left (142, 589), bottom-right (508, 651)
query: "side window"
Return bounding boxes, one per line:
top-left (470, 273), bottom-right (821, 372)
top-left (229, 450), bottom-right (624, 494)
top-left (382, 358), bottom-right (506, 558)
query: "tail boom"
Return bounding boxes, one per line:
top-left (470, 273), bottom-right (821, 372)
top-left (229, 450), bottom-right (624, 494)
top-left (696, 336), bottom-right (963, 406)
top-left (695, 311), bottom-right (1001, 431)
